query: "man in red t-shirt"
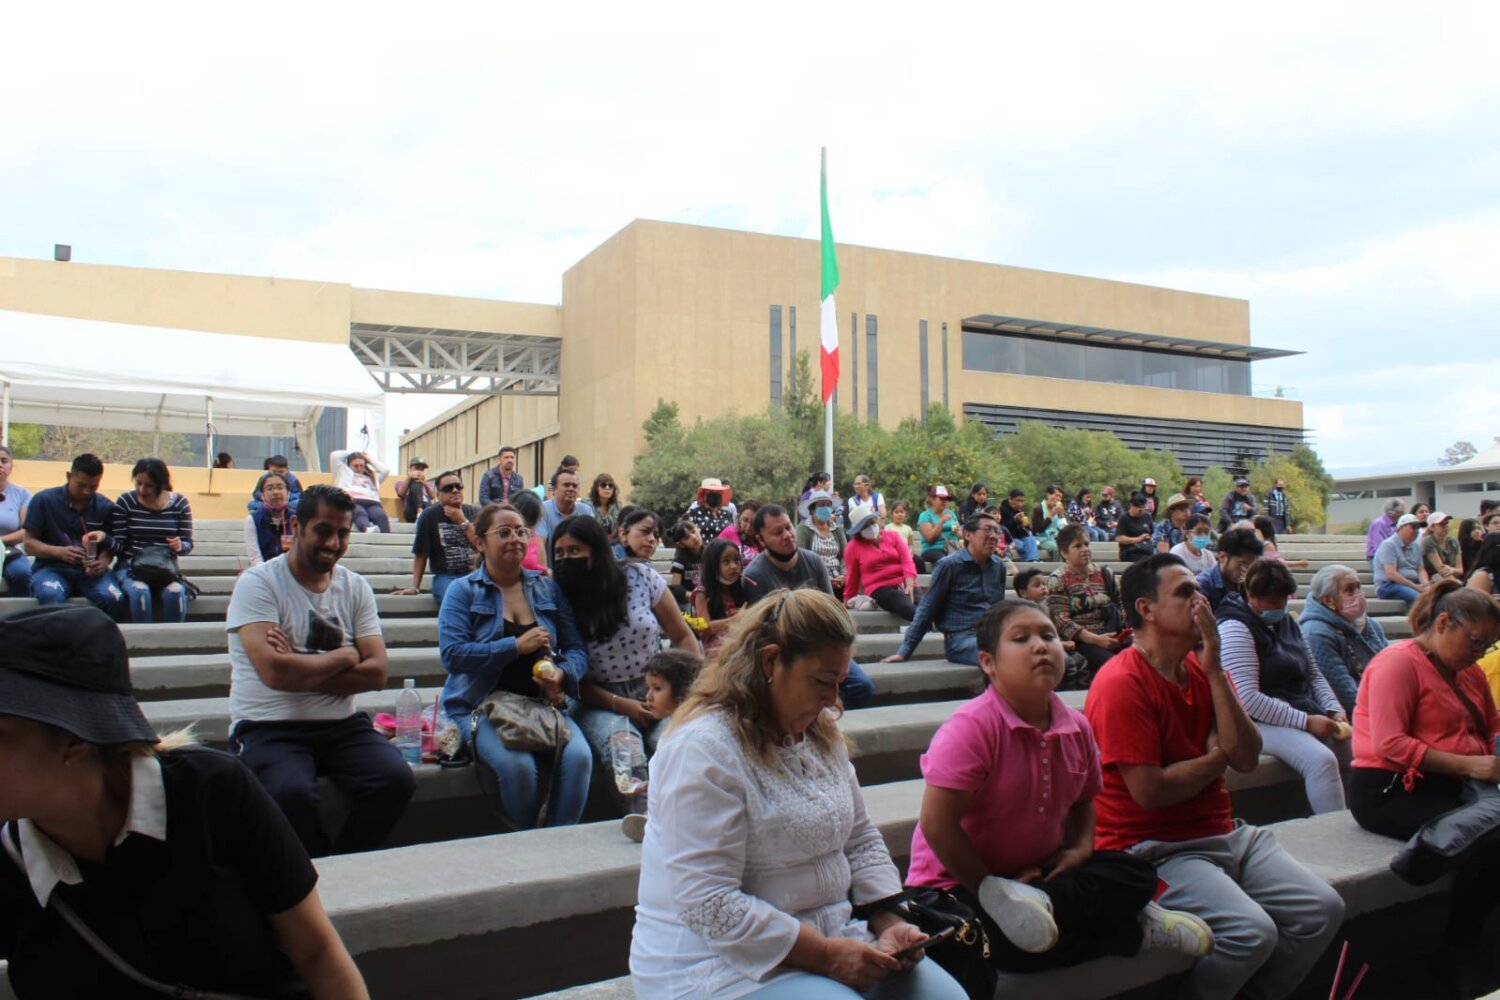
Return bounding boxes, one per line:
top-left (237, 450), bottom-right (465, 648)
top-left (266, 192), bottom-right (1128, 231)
top-left (1086, 554), bottom-right (1345, 1000)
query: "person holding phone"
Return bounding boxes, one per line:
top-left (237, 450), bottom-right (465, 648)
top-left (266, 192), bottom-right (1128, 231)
top-left (630, 589), bottom-right (965, 999)
top-left (908, 600), bottom-right (1212, 979)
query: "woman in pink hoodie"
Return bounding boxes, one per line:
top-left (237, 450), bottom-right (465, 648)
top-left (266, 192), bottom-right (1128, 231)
top-left (843, 501), bottom-right (920, 620)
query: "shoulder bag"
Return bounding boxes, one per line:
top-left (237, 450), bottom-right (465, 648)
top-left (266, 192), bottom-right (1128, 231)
top-left (902, 886), bottom-right (998, 1000)
top-left (471, 692), bottom-right (569, 828)
top-left (129, 544), bottom-right (201, 600)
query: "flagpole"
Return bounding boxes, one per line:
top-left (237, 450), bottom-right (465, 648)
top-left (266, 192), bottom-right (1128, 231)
top-left (821, 146), bottom-right (834, 483)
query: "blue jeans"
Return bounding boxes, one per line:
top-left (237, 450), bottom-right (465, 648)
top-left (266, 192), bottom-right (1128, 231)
top-left (352, 499), bottom-right (390, 533)
top-left (431, 573), bottom-right (462, 606)
top-left (577, 680), bottom-right (668, 751)
top-left (747, 961), bottom-right (966, 999)
top-left (30, 565), bottom-right (126, 620)
top-left (943, 630), bottom-right (980, 666)
top-left (472, 710), bottom-right (592, 829)
top-left (575, 677), bottom-right (669, 805)
top-left (116, 568), bottom-right (188, 623)
top-left (1087, 525), bottom-right (1109, 542)
top-left (2, 553), bottom-right (31, 595)
top-left (1012, 535), bottom-right (1039, 561)
top-left (1376, 580), bottom-right (1420, 605)
top-left (841, 660), bottom-right (875, 709)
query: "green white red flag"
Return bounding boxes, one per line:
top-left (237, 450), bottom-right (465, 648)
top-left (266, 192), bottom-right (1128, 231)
top-left (820, 155), bottom-right (840, 405)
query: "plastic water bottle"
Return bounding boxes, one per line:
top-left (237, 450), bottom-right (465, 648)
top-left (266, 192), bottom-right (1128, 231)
top-left (395, 678), bottom-right (423, 766)
top-left (607, 730), bottom-right (649, 795)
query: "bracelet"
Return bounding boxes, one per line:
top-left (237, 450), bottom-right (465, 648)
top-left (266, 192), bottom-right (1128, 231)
top-left (611, 693), bottom-right (618, 711)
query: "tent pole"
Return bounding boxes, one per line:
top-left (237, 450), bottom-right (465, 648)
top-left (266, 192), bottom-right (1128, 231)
top-left (152, 393), bottom-right (166, 456)
top-left (1, 379), bottom-right (10, 448)
top-left (206, 397), bottom-right (214, 468)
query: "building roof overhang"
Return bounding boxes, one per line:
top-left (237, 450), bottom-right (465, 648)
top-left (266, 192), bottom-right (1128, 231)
top-left (962, 314), bottom-right (1301, 362)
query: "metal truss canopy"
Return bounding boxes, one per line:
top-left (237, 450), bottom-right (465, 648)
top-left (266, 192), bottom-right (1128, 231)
top-left (350, 322), bottom-right (562, 395)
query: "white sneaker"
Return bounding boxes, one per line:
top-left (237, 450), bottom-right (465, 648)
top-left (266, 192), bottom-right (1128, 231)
top-left (1138, 902), bottom-right (1214, 957)
top-left (621, 813), bottom-right (647, 843)
top-left (977, 876), bottom-right (1058, 953)
top-left (364, 525), bottom-right (380, 533)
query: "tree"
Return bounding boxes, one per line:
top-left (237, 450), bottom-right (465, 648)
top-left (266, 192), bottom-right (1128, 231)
top-left (3, 423), bottom-right (42, 458)
top-left (36, 426), bottom-right (193, 466)
top-left (993, 421), bottom-right (1183, 504)
top-left (629, 401), bottom-right (813, 526)
top-left (1438, 440), bottom-right (1478, 467)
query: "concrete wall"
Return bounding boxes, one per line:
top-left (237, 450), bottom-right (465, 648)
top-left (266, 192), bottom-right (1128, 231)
top-left (1330, 465), bottom-right (1500, 531)
top-left (350, 287), bottom-right (560, 338)
top-left (8, 460), bottom-right (401, 521)
top-left (0, 256), bottom-right (352, 344)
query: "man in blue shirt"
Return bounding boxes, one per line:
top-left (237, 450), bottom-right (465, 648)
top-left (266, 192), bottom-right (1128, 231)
top-left (1194, 526), bottom-right (1264, 611)
top-left (1373, 514), bottom-right (1428, 607)
top-left (885, 511), bottom-right (1007, 666)
top-left (21, 453), bottom-right (125, 619)
top-left (478, 445), bottom-right (527, 505)
top-left (248, 455), bottom-right (303, 514)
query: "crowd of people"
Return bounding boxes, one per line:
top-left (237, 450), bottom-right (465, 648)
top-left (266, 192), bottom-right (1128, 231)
top-left (9, 443), bottom-right (1500, 1000)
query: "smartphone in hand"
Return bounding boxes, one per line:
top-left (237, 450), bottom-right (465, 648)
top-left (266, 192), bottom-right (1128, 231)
top-left (892, 925), bottom-right (956, 961)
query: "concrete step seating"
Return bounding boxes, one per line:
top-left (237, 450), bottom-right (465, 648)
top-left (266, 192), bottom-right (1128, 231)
top-left (312, 781), bottom-right (1445, 1000)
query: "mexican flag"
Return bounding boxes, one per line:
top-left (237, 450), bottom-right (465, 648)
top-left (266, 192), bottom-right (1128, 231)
top-left (819, 153), bottom-right (840, 405)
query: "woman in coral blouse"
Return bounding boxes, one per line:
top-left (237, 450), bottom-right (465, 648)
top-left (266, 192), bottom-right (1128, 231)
top-left (1348, 578), bottom-right (1500, 957)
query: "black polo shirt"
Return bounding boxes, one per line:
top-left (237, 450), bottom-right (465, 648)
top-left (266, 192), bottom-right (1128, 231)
top-left (0, 747), bottom-right (317, 999)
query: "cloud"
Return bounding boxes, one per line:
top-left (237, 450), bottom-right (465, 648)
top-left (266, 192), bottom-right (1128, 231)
top-left (5, 0), bottom-right (1500, 466)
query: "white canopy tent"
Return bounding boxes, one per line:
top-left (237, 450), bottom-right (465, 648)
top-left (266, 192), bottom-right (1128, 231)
top-left (0, 309), bottom-right (385, 471)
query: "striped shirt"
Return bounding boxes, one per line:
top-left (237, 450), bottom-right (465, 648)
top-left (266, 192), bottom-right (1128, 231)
top-left (1219, 619), bottom-right (1341, 730)
top-left (108, 491), bottom-right (195, 562)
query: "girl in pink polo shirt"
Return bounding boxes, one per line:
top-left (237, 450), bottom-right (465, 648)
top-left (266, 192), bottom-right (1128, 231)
top-left (907, 600), bottom-right (1214, 974)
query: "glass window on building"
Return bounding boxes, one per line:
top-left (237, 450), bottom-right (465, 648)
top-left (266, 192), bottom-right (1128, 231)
top-left (769, 305), bottom-right (783, 405)
top-left (962, 330), bottom-right (1252, 395)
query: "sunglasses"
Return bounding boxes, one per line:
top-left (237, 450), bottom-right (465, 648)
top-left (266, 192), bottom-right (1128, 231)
top-left (439, 483), bottom-right (464, 493)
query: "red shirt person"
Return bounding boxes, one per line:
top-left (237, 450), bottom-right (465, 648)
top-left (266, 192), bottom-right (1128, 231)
top-left (1085, 553), bottom-right (1344, 1000)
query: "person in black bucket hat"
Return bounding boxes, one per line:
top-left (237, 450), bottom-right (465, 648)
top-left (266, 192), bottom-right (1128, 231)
top-left (0, 605), bottom-right (369, 999)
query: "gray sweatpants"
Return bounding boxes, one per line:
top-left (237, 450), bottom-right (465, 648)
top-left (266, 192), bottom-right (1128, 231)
top-left (1130, 821), bottom-right (1344, 1000)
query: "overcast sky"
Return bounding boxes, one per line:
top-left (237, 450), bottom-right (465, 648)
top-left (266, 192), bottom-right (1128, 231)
top-left (4, 2), bottom-right (1497, 474)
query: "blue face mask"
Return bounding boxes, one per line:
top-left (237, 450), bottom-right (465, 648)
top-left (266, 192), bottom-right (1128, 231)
top-left (813, 506), bottom-right (833, 523)
top-left (1190, 535), bottom-right (1211, 551)
top-left (1259, 608), bottom-right (1288, 625)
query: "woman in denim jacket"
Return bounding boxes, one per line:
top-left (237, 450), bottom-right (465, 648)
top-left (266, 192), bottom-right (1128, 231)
top-left (439, 502), bottom-right (593, 829)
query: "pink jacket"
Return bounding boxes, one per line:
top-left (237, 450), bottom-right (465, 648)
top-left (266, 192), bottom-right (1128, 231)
top-left (844, 530), bottom-right (918, 597)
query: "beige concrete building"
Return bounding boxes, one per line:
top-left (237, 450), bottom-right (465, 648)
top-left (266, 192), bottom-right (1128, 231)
top-left (404, 220), bottom-right (1303, 490)
top-left (1, 219), bottom-right (1305, 507)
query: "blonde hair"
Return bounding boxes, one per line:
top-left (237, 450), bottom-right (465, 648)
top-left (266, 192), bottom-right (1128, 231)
top-left (674, 588), bottom-right (855, 764)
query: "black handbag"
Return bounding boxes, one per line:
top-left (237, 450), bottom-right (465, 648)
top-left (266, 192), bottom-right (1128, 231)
top-left (1391, 778), bottom-right (1500, 885)
top-left (128, 544), bottom-right (200, 599)
top-left (903, 887), bottom-right (999, 1000)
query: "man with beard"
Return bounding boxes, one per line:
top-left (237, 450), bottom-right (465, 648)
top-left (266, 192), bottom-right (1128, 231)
top-left (226, 485), bottom-right (415, 856)
top-left (743, 504), bottom-right (875, 707)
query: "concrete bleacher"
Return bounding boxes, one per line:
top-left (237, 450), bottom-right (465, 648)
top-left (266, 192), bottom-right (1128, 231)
top-left (3, 524), bottom-right (1461, 998)
top-left (320, 794), bottom-right (1458, 1000)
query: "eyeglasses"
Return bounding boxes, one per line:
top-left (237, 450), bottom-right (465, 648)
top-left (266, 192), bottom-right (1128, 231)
top-left (438, 483), bottom-right (464, 493)
top-left (969, 525), bottom-right (1001, 537)
top-left (1456, 623), bottom-right (1493, 655)
top-left (485, 527), bottom-right (531, 540)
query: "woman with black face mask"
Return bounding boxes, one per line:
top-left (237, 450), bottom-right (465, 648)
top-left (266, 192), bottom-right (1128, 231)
top-left (685, 477), bottom-right (735, 540)
top-left (549, 517), bottom-right (700, 840)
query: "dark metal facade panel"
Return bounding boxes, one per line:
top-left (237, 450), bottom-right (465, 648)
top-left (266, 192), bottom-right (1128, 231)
top-left (963, 402), bottom-right (1304, 475)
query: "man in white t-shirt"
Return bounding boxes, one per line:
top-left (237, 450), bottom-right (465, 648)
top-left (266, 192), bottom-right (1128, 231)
top-left (226, 485), bottom-right (415, 856)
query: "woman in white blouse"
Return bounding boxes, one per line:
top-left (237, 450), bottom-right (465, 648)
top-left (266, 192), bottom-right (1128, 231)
top-left (630, 588), bottom-right (966, 1000)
